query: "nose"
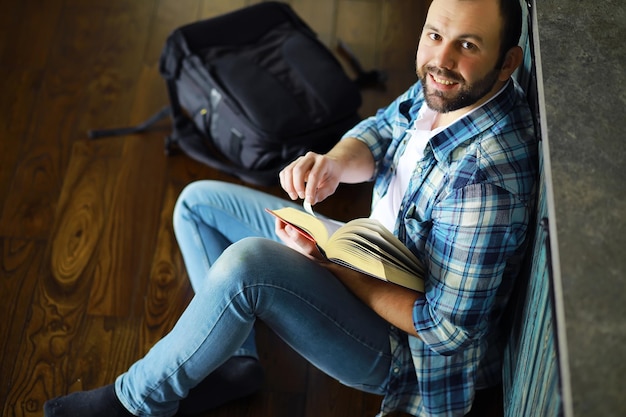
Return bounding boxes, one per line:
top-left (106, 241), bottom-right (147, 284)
top-left (434, 42), bottom-right (457, 70)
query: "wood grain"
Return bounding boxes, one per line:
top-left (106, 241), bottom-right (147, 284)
top-left (0, 1), bottom-right (430, 416)
top-left (139, 182), bottom-right (193, 352)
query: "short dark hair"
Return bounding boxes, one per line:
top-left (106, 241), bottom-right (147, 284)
top-left (497, 0), bottom-right (523, 66)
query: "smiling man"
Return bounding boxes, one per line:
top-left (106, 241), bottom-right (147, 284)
top-left (45, 1), bottom-right (537, 416)
top-left (416, 0), bottom-right (523, 126)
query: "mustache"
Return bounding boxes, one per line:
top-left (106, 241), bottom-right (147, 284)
top-left (424, 66), bottom-right (464, 83)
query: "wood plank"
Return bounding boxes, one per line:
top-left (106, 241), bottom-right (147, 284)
top-left (358, 69), bottom-right (417, 119)
top-left (2, 138), bottom-right (159, 414)
top-left (356, 0), bottom-right (427, 116)
top-left (0, 67), bottom-right (45, 140)
top-left (2, 250), bottom-right (94, 417)
top-left (0, 68), bottom-right (42, 215)
top-left (203, 389), bottom-right (305, 417)
top-left (0, 0), bottom-right (19, 59)
top-left (86, 134), bottom-right (167, 317)
top-left (379, 0), bottom-right (427, 71)
top-left (139, 182), bottom-right (193, 352)
top-left (48, 138), bottom-right (122, 309)
top-left (143, 0), bottom-right (202, 66)
top-left (0, 0), bottom-right (66, 240)
top-left (0, 139), bottom-right (65, 240)
top-left (0, 239), bottom-right (45, 414)
top-left (0, 0), bottom-right (64, 70)
top-left (0, 0), bottom-right (425, 416)
top-left (336, 0), bottom-right (382, 72)
top-left (255, 323), bottom-right (309, 395)
top-left (292, 0), bottom-right (339, 46)
top-left (66, 316), bottom-right (142, 391)
top-left (0, 2), bottom-right (153, 239)
top-left (69, 1), bottom-right (155, 132)
top-left (304, 366), bottom-right (381, 417)
top-left (126, 64), bottom-right (171, 128)
top-left (199, 0), bottom-right (250, 19)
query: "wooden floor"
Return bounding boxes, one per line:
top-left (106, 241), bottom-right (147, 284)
top-left (0, 0), bottom-right (429, 416)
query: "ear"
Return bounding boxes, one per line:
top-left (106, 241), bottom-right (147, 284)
top-left (498, 45), bottom-right (523, 81)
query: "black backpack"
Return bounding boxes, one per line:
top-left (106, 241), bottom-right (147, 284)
top-left (90, 2), bottom-right (373, 186)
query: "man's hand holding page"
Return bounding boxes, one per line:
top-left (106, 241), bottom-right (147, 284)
top-left (274, 214), bottom-right (325, 261)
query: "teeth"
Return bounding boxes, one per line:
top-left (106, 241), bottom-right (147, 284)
top-left (433, 76), bottom-right (455, 85)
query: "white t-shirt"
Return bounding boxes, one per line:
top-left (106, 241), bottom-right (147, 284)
top-left (369, 104), bottom-right (442, 232)
top-left (369, 83), bottom-right (508, 232)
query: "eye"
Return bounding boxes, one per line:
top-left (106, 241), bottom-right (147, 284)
top-left (461, 41), bottom-right (477, 51)
top-left (428, 32), bottom-right (442, 41)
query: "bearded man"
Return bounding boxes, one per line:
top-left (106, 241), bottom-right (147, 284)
top-left (45, 0), bottom-right (537, 416)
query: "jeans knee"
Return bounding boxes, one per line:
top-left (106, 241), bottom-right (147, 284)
top-left (175, 181), bottom-right (212, 214)
top-left (173, 181), bottom-right (200, 226)
top-left (205, 237), bottom-right (279, 286)
top-left (217, 237), bottom-right (276, 270)
top-left (173, 180), bottom-right (223, 232)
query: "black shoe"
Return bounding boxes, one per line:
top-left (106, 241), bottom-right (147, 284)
top-left (178, 356), bottom-right (265, 416)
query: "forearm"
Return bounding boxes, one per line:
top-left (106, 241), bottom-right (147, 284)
top-left (324, 263), bottom-right (421, 338)
top-left (279, 136), bottom-right (376, 205)
top-left (325, 137), bottom-right (376, 184)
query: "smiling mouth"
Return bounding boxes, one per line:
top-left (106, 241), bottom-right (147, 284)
top-left (432, 75), bottom-right (457, 86)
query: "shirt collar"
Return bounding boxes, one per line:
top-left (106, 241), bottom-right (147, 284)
top-left (399, 79), bottom-right (519, 163)
top-left (429, 79), bottom-right (517, 162)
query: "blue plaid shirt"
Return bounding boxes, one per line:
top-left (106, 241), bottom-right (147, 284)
top-left (342, 79), bottom-right (538, 416)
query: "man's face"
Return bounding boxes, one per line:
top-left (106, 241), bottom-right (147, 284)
top-left (416, 0), bottom-right (506, 114)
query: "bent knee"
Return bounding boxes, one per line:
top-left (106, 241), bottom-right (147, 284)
top-left (174, 180), bottom-right (220, 213)
top-left (173, 181), bottom-right (209, 223)
top-left (207, 237), bottom-right (304, 285)
top-left (173, 180), bottom-right (234, 228)
top-left (217, 237), bottom-right (284, 270)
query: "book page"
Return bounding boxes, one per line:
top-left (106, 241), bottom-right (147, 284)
top-left (324, 239), bottom-right (424, 292)
top-left (266, 207), bottom-right (344, 246)
top-left (334, 218), bottom-right (422, 270)
top-left (267, 207), bottom-right (424, 292)
top-left (329, 224), bottom-right (423, 274)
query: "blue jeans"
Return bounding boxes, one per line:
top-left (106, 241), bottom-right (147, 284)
top-left (115, 181), bottom-right (393, 416)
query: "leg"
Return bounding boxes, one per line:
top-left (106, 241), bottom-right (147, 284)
top-left (172, 180), bottom-right (300, 358)
top-left (116, 238), bottom-right (392, 416)
top-left (172, 180), bottom-right (301, 406)
top-left (46, 238), bottom-right (392, 416)
top-left (172, 180), bottom-right (299, 291)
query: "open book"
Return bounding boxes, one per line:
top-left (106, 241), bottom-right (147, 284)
top-left (267, 206), bottom-right (425, 292)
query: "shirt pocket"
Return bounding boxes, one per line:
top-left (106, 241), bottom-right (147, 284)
top-left (403, 215), bottom-right (431, 259)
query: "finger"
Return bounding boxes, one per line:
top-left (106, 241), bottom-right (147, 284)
top-left (274, 217), bottom-right (286, 236)
top-left (283, 224), bottom-right (321, 258)
top-left (279, 165), bottom-right (298, 200)
top-left (290, 153), bottom-right (323, 201)
top-left (291, 155), bottom-right (316, 200)
top-left (276, 222), bottom-right (304, 252)
top-left (279, 158), bottom-right (307, 200)
top-left (275, 220), bottom-right (302, 251)
top-left (304, 170), bottom-right (320, 205)
top-left (305, 158), bottom-right (338, 205)
top-left (302, 153), bottom-right (329, 204)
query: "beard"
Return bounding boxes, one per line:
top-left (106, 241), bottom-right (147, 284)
top-left (418, 65), bottom-right (501, 113)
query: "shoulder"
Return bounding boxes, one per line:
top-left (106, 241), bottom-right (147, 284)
top-left (447, 82), bottom-right (539, 201)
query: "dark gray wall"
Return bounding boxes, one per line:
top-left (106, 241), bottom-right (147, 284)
top-left (536, 1), bottom-right (626, 416)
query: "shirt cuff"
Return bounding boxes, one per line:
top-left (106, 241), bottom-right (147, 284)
top-left (412, 296), bottom-right (471, 356)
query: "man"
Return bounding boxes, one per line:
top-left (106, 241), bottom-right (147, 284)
top-left (44, 0), bottom-right (537, 416)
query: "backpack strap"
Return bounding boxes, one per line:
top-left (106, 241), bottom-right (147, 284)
top-left (87, 106), bottom-right (171, 139)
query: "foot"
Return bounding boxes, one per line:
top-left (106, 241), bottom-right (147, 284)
top-left (177, 356), bottom-right (265, 416)
top-left (44, 384), bottom-right (134, 417)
